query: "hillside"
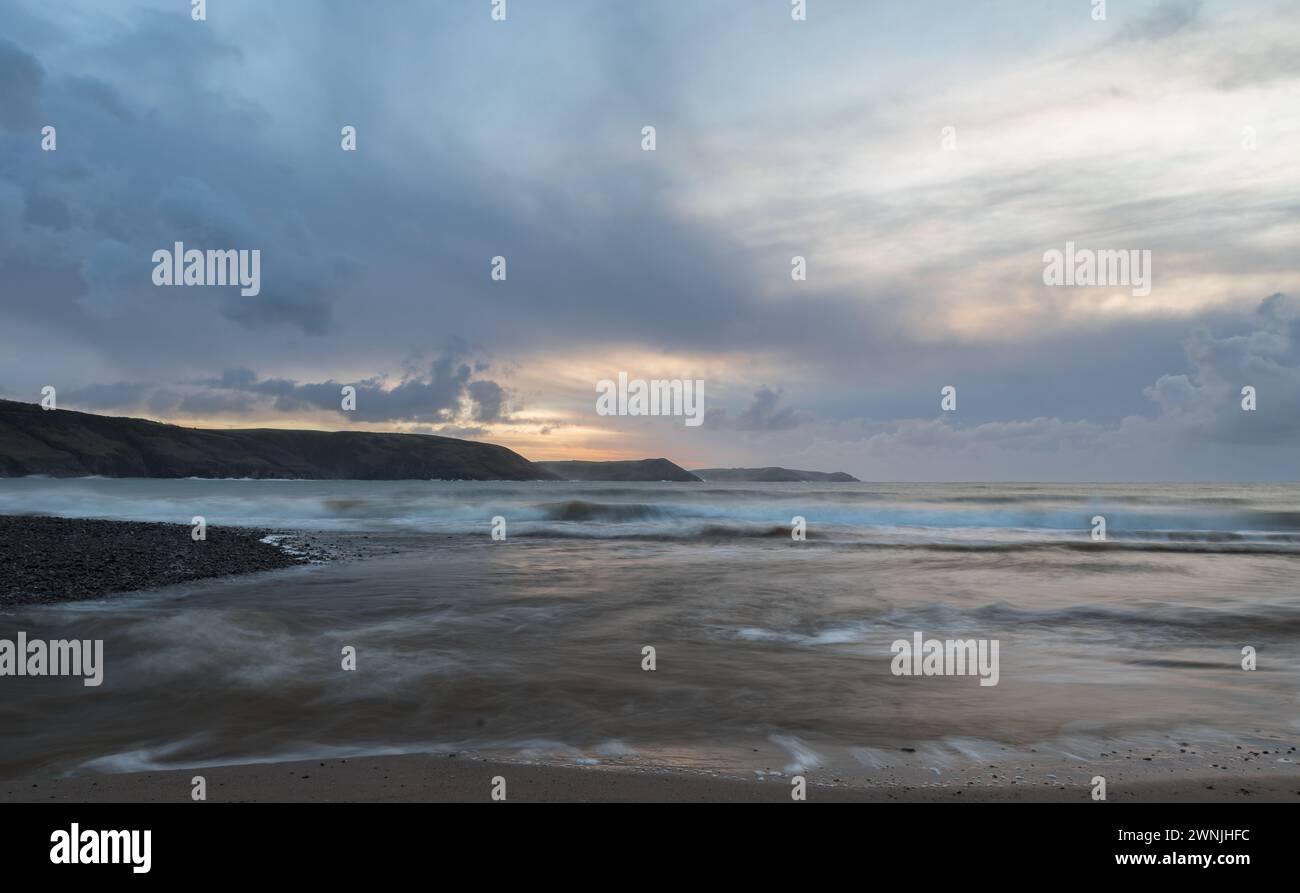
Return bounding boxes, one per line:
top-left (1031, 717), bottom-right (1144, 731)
top-left (536, 459), bottom-right (702, 482)
top-left (0, 400), bottom-right (557, 480)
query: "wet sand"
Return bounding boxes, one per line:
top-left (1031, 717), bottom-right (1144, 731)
top-left (3, 485), bottom-right (1298, 805)
top-left (5, 753), bottom-right (1298, 803)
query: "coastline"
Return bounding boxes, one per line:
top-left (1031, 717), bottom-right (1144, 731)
top-left (5, 753), bottom-right (1298, 803)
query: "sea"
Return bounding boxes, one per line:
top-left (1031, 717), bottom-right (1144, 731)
top-left (1, 478), bottom-right (1298, 784)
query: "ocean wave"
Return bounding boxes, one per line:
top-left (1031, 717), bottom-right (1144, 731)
top-left (720, 599), bottom-right (1300, 648)
top-left (2, 480), bottom-right (1299, 553)
top-left (532, 500), bottom-right (672, 522)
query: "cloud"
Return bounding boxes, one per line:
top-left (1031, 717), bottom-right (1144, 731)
top-left (0, 18), bottom-right (343, 339)
top-left (58, 342), bottom-right (515, 428)
top-left (1, 0), bottom-right (1298, 480)
top-left (192, 344), bottom-right (512, 425)
top-left (749, 295), bottom-right (1300, 480)
top-left (861, 416), bottom-right (1106, 458)
top-left (466, 379), bottom-right (507, 422)
top-left (62, 380), bottom-right (153, 409)
top-left (219, 290), bottom-right (333, 336)
top-left (63, 75), bottom-right (132, 121)
top-left (0, 36), bottom-right (43, 128)
top-left (736, 386), bottom-right (814, 432)
top-left (175, 389), bottom-right (258, 416)
top-left (1118, 0), bottom-right (1204, 43)
top-left (23, 189), bottom-right (70, 230)
top-left (707, 386), bottom-right (813, 432)
top-left (203, 350), bottom-right (509, 425)
top-left (1144, 293), bottom-right (1300, 443)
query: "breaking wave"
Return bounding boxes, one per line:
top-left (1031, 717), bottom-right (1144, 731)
top-left (1, 478), bottom-right (1298, 553)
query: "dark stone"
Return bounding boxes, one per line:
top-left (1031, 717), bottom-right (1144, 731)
top-left (0, 515), bottom-right (307, 606)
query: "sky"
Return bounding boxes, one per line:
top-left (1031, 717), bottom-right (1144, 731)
top-left (0, 0), bottom-right (1297, 480)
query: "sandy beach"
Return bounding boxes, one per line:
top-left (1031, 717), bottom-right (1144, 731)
top-left (3, 481), bottom-right (1299, 805)
top-left (6, 751), bottom-right (1298, 803)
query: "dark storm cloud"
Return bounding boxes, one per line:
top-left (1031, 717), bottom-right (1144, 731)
top-left (0, 0), bottom-right (772, 370)
top-left (183, 343), bottom-right (510, 424)
top-left (0, 4), bottom-right (340, 346)
top-left (61, 381), bottom-right (153, 409)
top-left (0, 37), bottom-right (43, 128)
top-left (708, 386), bottom-right (814, 432)
top-left (219, 289), bottom-right (333, 336)
top-left (63, 76), bottom-right (134, 122)
top-left (466, 380), bottom-right (507, 422)
top-left (735, 386), bottom-right (814, 432)
top-left (23, 190), bottom-right (70, 230)
top-left (59, 343), bottom-right (511, 426)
